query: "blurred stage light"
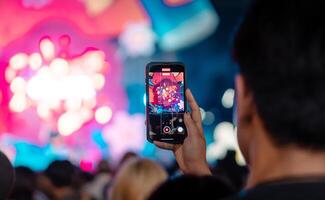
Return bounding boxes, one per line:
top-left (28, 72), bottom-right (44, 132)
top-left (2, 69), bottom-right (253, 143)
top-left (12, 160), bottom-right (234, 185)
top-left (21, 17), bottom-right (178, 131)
top-left (10, 77), bottom-right (26, 94)
top-left (5, 68), bottom-right (16, 83)
top-left (40, 38), bottom-right (55, 61)
top-left (200, 108), bottom-right (206, 121)
top-left (119, 23), bottom-right (156, 57)
top-left (64, 98), bottom-right (82, 111)
top-left (29, 53), bottom-right (42, 70)
top-left (143, 93), bottom-right (146, 106)
top-left (83, 51), bottom-right (106, 72)
top-left (92, 73), bottom-right (105, 90)
top-left (164, 0), bottom-right (192, 6)
top-left (36, 103), bottom-right (51, 119)
top-left (7, 37), bottom-right (109, 136)
top-left (206, 122), bottom-right (245, 166)
top-left (79, 160), bottom-right (93, 172)
top-left (142, 0), bottom-right (219, 51)
top-left (222, 88), bottom-right (235, 108)
top-left (203, 111), bottom-right (215, 125)
top-left (9, 94), bottom-right (27, 113)
top-left (9, 53), bottom-right (29, 70)
top-left (83, 0), bottom-right (114, 16)
top-left (84, 98), bottom-right (97, 109)
top-left (58, 111), bottom-right (82, 136)
top-left (49, 58), bottom-right (69, 76)
top-left (103, 112), bottom-right (145, 162)
top-left (95, 106), bottom-right (113, 124)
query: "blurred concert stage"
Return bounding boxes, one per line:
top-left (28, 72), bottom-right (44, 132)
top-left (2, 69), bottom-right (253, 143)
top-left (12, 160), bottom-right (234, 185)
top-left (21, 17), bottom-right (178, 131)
top-left (0, 0), bottom-right (248, 171)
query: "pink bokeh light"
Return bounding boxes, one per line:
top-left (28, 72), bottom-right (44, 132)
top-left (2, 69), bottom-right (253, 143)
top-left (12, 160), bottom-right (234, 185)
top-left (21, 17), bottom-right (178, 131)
top-left (0, 21), bottom-right (127, 148)
top-left (103, 112), bottom-right (145, 162)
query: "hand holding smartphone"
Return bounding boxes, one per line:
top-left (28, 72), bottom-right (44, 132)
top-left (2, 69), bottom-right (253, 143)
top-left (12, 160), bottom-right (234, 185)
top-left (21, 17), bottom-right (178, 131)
top-left (146, 65), bottom-right (211, 175)
top-left (146, 62), bottom-right (187, 144)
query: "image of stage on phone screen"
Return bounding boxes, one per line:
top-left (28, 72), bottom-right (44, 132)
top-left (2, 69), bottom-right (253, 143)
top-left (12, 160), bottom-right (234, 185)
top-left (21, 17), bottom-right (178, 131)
top-left (148, 70), bottom-right (185, 114)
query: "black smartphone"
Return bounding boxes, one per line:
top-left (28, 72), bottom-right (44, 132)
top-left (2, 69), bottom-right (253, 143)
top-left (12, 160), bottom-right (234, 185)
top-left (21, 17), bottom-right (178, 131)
top-left (146, 62), bottom-right (187, 144)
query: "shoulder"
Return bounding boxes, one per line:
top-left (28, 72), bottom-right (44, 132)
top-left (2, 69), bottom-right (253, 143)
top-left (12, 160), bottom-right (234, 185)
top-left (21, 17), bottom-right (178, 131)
top-left (223, 180), bottom-right (325, 200)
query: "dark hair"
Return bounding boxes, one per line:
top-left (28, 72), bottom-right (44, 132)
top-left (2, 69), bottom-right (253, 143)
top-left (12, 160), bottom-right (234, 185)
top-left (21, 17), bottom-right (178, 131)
top-left (234, 0), bottom-right (325, 149)
top-left (0, 152), bottom-right (15, 199)
top-left (44, 160), bottom-right (75, 188)
top-left (148, 175), bottom-right (235, 200)
top-left (9, 167), bottom-right (36, 200)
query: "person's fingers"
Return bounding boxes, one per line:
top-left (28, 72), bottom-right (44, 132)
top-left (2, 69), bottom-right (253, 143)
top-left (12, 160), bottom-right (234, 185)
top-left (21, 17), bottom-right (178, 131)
top-left (184, 112), bottom-right (197, 137)
top-left (186, 89), bottom-right (203, 129)
top-left (184, 108), bottom-right (205, 138)
top-left (154, 141), bottom-right (175, 150)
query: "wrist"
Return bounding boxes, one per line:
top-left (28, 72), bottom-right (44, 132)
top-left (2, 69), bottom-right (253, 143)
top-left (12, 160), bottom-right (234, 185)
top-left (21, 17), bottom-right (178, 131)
top-left (185, 161), bottom-right (211, 176)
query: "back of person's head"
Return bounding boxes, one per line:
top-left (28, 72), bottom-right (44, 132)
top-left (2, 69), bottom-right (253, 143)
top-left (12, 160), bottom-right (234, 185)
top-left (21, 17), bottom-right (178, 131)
top-left (96, 159), bottom-right (111, 174)
top-left (234, 0), bottom-right (325, 150)
top-left (9, 166), bottom-right (36, 200)
top-left (0, 152), bottom-right (15, 200)
top-left (110, 158), bottom-right (167, 200)
top-left (148, 175), bottom-right (235, 200)
top-left (118, 152), bottom-right (137, 168)
top-left (44, 160), bottom-right (75, 188)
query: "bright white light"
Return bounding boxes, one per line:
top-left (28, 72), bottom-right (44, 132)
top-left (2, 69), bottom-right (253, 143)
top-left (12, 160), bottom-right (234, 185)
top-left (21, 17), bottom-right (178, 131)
top-left (61, 75), bottom-right (96, 100)
top-left (9, 53), bottom-right (28, 70)
top-left (95, 106), bottom-right (113, 124)
top-left (37, 103), bottom-right (51, 119)
top-left (203, 111), bottom-right (215, 125)
top-left (64, 98), bottom-right (82, 111)
top-left (29, 53), bottom-right (42, 70)
top-left (92, 73), bottom-right (105, 90)
top-left (9, 94), bottom-right (27, 112)
top-left (200, 108), bottom-right (206, 121)
top-left (84, 98), bottom-right (97, 109)
top-left (49, 58), bottom-right (69, 76)
top-left (213, 122), bottom-right (236, 147)
top-left (80, 108), bottom-right (93, 122)
top-left (27, 70), bottom-right (96, 102)
top-left (7, 37), bottom-right (109, 136)
top-left (83, 51), bottom-right (105, 72)
top-left (10, 77), bottom-right (26, 94)
top-left (222, 88), bottom-right (235, 108)
top-left (58, 111), bottom-right (82, 136)
top-left (119, 23), bottom-right (156, 57)
top-left (40, 38), bottom-right (55, 61)
top-left (5, 68), bottom-right (16, 83)
top-left (206, 122), bottom-right (246, 166)
top-left (143, 94), bottom-right (146, 106)
top-left (26, 67), bottom-right (52, 101)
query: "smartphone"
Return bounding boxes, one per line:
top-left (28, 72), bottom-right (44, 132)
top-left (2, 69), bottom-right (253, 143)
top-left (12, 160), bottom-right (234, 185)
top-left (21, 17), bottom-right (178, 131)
top-left (146, 62), bottom-right (187, 144)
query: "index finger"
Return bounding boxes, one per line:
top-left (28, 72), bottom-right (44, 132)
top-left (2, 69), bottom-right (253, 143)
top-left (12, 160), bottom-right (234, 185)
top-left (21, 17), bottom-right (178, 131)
top-left (186, 89), bottom-right (202, 129)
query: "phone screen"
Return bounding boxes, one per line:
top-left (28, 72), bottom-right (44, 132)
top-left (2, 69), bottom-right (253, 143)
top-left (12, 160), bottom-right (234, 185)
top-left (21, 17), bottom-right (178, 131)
top-left (146, 63), bottom-right (187, 143)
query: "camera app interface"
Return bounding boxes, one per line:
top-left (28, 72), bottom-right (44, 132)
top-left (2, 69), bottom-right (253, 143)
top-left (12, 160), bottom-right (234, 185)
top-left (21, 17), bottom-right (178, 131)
top-left (148, 67), bottom-right (186, 137)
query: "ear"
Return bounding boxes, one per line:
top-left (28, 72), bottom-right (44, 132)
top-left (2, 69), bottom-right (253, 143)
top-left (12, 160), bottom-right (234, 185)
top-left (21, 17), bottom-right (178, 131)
top-left (236, 74), bottom-right (255, 120)
top-left (235, 74), bottom-right (255, 163)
